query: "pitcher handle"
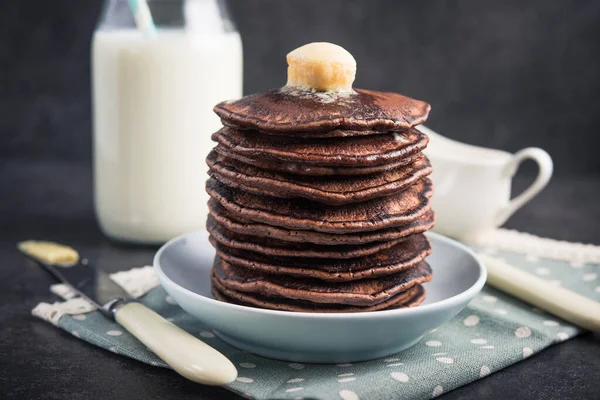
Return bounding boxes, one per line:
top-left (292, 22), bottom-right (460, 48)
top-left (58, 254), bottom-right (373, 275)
top-left (496, 148), bottom-right (553, 226)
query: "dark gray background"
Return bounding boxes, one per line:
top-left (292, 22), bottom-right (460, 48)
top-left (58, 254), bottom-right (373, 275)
top-left (1, 0), bottom-right (600, 176)
top-left (1, 2), bottom-right (600, 400)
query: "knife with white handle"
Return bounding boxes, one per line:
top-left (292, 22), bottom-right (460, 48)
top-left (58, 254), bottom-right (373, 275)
top-left (18, 240), bottom-right (238, 385)
top-left (480, 254), bottom-right (600, 333)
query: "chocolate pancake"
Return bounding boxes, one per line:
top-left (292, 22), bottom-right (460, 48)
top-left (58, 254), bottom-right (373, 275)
top-left (213, 88), bottom-right (431, 135)
top-left (209, 201), bottom-right (435, 245)
top-left (207, 150), bottom-right (432, 205)
top-left (210, 235), bottom-right (432, 281)
top-left (206, 177), bottom-right (432, 233)
top-left (214, 145), bottom-right (423, 176)
top-left (213, 257), bottom-right (432, 306)
top-left (207, 216), bottom-right (411, 258)
top-left (211, 127), bottom-right (428, 168)
top-left (220, 121), bottom-right (404, 139)
top-left (212, 278), bottom-right (426, 313)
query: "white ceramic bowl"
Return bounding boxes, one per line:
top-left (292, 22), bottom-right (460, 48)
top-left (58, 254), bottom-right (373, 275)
top-left (154, 231), bottom-right (486, 363)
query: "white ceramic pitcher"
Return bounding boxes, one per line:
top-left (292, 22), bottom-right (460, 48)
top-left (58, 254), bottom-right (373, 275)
top-left (419, 125), bottom-right (553, 241)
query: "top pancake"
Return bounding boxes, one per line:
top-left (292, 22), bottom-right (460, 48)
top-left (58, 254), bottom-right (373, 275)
top-left (211, 127), bottom-right (428, 168)
top-left (214, 88), bottom-right (431, 136)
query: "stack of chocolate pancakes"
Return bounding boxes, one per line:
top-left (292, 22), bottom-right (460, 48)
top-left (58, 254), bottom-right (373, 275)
top-left (206, 87), bottom-right (434, 313)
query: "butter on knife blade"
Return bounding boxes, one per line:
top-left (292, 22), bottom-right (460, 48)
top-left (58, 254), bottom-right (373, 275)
top-left (17, 240), bottom-right (79, 265)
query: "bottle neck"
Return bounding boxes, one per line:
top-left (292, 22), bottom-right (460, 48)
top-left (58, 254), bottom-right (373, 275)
top-left (98, 0), bottom-right (237, 32)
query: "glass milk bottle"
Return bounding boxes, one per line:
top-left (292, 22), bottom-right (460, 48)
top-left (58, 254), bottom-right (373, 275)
top-left (92, 0), bottom-right (242, 244)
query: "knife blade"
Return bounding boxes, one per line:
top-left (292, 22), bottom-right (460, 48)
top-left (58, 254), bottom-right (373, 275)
top-left (27, 253), bottom-right (130, 315)
top-left (18, 240), bottom-right (238, 385)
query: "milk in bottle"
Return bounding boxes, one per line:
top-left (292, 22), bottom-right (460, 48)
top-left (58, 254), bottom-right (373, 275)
top-left (92, 0), bottom-right (242, 243)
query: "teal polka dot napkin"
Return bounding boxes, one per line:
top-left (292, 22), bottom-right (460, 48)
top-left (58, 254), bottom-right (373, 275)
top-left (32, 232), bottom-right (599, 400)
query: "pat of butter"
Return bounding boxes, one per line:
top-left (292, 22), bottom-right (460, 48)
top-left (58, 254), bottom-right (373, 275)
top-left (18, 241), bottom-right (79, 265)
top-left (286, 42), bottom-right (356, 92)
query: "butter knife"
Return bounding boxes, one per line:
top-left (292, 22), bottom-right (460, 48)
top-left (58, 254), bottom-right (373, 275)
top-left (18, 240), bottom-right (238, 385)
top-left (480, 254), bottom-right (600, 333)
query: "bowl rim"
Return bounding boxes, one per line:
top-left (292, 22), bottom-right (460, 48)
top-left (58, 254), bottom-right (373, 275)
top-left (153, 230), bottom-right (487, 320)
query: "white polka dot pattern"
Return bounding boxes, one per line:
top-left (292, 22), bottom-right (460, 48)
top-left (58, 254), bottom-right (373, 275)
top-left (479, 365), bottom-right (491, 377)
top-left (483, 295), bottom-right (497, 303)
top-left (463, 315), bottom-right (480, 326)
top-left (339, 389), bottom-right (360, 400)
top-left (543, 320), bottom-right (559, 327)
top-left (390, 372), bottom-right (409, 382)
top-left (386, 363), bottom-right (404, 367)
top-left (515, 327), bottom-right (532, 338)
top-left (535, 267), bottom-right (550, 276)
top-left (432, 385), bottom-right (444, 397)
top-left (570, 260), bottom-right (584, 268)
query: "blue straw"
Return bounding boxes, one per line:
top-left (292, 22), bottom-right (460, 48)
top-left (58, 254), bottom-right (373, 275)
top-left (127, 0), bottom-right (157, 38)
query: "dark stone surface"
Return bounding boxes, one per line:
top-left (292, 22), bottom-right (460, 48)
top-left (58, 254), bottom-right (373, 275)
top-left (1, 0), bottom-right (599, 398)
top-left (0, 0), bottom-right (599, 176)
top-left (0, 158), bottom-right (599, 399)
